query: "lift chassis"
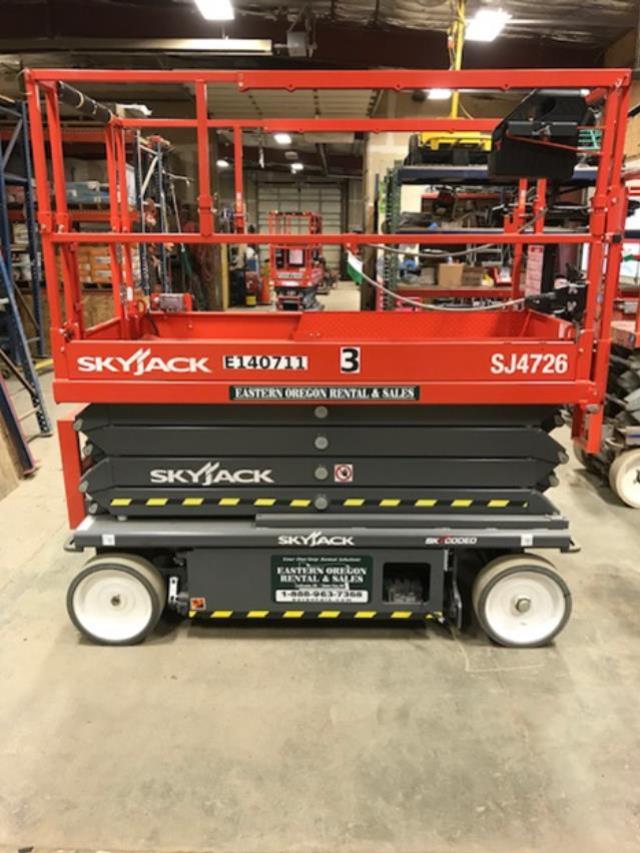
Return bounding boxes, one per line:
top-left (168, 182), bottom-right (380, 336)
top-left (24, 66), bottom-right (630, 646)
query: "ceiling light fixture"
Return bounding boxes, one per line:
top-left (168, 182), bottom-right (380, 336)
top-left (290, 162), bottom-right (304, 172)
top-left (465, 8), bottom-right (511, 42)
top-left (274, 132), bottom-right (292, 145)
top-left (194, 0), bottom-right (235, 22)
top-left (217, 158), bottom-right (230, 168)
top-left (428, 88), bottom-right (452, 101)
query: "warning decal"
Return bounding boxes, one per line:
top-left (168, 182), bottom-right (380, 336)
top-left (271, 554), bottom-right (373, 604)
top-left (230, 386), bottom-right (419, 401)
top-left (334, 463), bottom-right (354, 483)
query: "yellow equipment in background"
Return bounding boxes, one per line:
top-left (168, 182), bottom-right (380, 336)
top-left (416, 131), bottom-right (491, 152)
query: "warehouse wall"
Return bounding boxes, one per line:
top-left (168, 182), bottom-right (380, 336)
top-left (215, 169), bottom-right (362, 231)
top-left (624, 85), bottom-right (640, 158)
top-left (604, 29), bottom-right (639, 157)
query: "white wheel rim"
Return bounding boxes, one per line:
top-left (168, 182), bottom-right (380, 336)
top-left (483, 570), bottom-right (567, 646)
top-left (72, 568), bottom-right (154, 642)
top-left (615, 457), bottom-right (640, 506)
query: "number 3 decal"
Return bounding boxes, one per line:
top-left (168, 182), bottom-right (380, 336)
top-left (340, 346), bottom-right (361, 374)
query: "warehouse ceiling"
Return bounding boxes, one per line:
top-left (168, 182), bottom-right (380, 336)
top-left (233, 0), bottom-right (638, 45)
top-left (207, 85), bottom-right (378, 118)
top-left (0, 0), bottom-right (636, 177)
top-left (0, 0), bottom-right (637, 71)
top-left (1, 0), bottom-right (636, 46)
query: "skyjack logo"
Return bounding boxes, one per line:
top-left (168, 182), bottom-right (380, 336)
top-left (277, 531), bottom-right (355, 547)
top-left (150, 461), bottom-right (274, 486)
top-left (76, 348), bottom-right (211, 376)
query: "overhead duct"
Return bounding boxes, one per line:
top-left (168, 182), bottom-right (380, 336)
top-left (56, 82), bottom-right (114, 124)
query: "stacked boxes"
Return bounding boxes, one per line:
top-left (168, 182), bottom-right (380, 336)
top-left (88, 247), bottom-right (112, 286)
top-left (437, 263), bottom-right (487, 288)
top-left (56, 246), bottom-right (142, 286)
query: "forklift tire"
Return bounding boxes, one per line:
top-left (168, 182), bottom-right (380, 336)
top-left (472, 554), bottom-right (571, 648)
top-left (67, 553), bottom-right (166, 645)
top-left (609, 449), bottom-right (640, 508)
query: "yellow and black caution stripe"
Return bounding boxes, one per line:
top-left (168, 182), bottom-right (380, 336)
top-left (110, 496), bottom-right (313, 509)
top-left (340, 497), bottom-right (527, 509)
top-left (187, 609), bottom-right (444, 621)
top-left (109, 496), bottom-right (527, 510)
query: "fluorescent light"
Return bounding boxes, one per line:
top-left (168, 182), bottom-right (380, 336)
top-left (290, 162), bottom-right (304, 172)
top-left (465, 8), bottom-right (511, 42)
top-left (194, 0), bottom-right (234, 21)
top-left (428, 88), bottom-right (452, 101)
top-left (274, 132), bottom-right (292, 145)
top-left (217, 158), bottom-right (230, 168)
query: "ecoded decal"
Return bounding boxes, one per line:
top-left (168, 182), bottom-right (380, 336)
top-left (425, 536), bottom-right (479, 546)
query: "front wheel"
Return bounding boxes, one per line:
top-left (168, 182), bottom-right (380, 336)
top-left (472, 554), bottom-right (571, 647)
top-left (67, 553), bottom-right (166, 645)
top-left (608, 449), bottom-right (640, 508)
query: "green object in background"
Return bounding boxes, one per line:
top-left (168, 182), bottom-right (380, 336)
top-left (347, 251), bottom-right (363, 285)
top-left (578, 128), bottom-right (602, 150)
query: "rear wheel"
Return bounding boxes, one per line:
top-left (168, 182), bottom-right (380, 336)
top-left (608, 449), bottom-right (640, 508)
top-left (67, 553), bottom-right (166, 645)
top-left (472, 554), bottom-right (571, 647)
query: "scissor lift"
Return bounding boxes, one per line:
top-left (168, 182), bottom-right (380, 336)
top-left (269, 211), bottom-right (324, 311)
top-left (24, 67), bottom-right (630, 646)
top-left (574, 238), bottom-right (640, 506)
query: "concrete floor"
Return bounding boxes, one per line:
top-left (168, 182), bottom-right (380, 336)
top-left (1, 299), bottom-right (640, 852)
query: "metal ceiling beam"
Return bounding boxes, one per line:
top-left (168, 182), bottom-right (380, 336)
top-left (0, 38), bottom-right (273, 54)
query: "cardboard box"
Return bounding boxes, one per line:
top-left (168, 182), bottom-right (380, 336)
top-left (56, 260), bottom-right (92, 274)
top-left (461, 266), bottom-right (484, 287)
top-left (438, 263), bottom-right (485, 288)
top-left (438, 263), bottom-right (464, 288)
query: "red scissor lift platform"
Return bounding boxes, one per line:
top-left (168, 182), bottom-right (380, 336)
top-left (24, 67), bottom-right (630, 646)
top-left (269, 210), bottom-right (324, 311)
top-left (576, 217), bottom-right (640, 505)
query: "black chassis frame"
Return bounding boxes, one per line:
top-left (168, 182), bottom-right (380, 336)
top-left (66, 510), bottom-right (573, 625)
